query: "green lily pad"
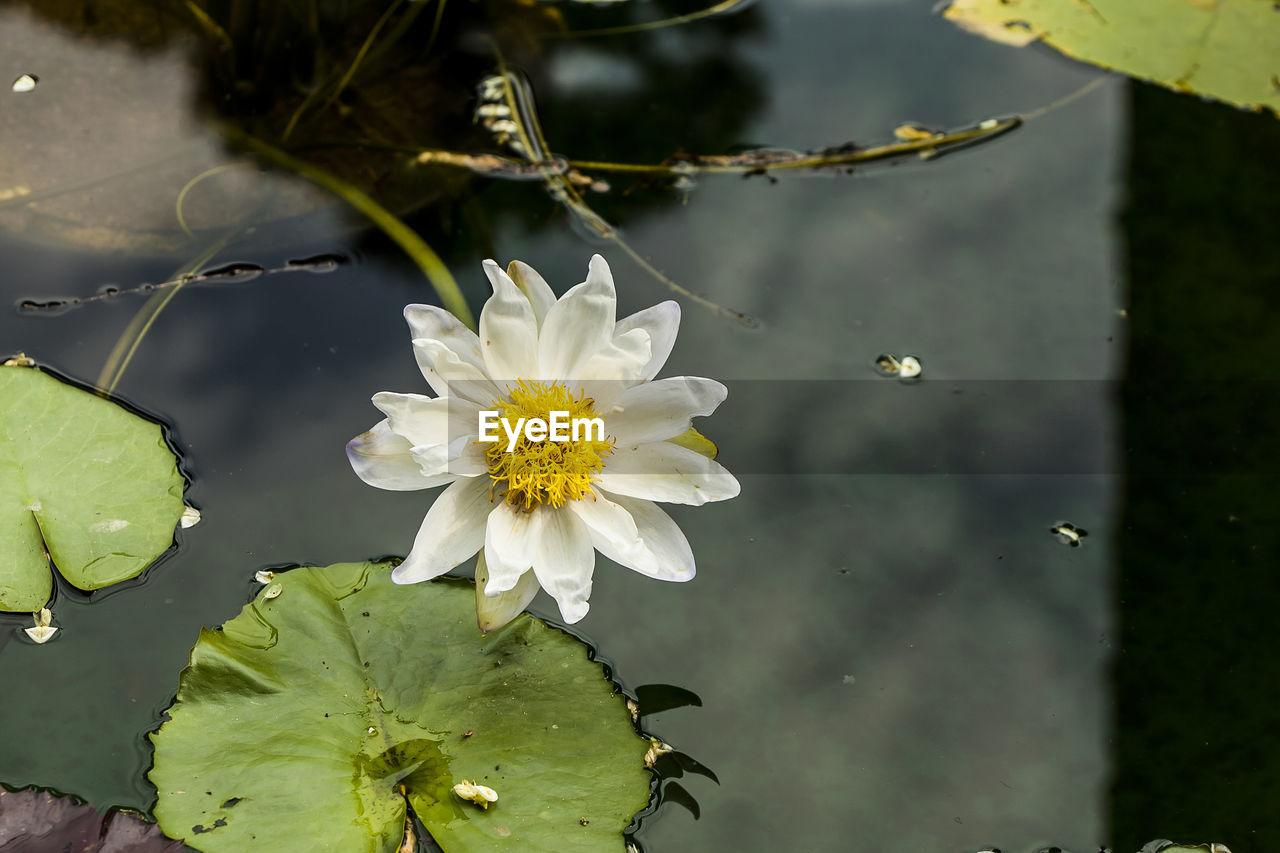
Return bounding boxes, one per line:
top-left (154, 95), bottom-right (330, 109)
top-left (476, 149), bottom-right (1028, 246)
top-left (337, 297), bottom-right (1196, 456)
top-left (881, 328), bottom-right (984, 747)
top-left (149, 562), bottom-right (652, 852)
top-left (0, 360), bottom-right (185, 611)
top-left (943, 0), bottom-right (1280, 115)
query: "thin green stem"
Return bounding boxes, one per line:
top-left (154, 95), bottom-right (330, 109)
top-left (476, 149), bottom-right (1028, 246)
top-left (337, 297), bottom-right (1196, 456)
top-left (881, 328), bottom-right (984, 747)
top-left (0, 146), bottom-right (191, 211)
top-left (564, 118), bottom-right (1022, 175)
top-left (550, 0), bottom-right (750, 39)
top-left (426, 0), bottom-right (448, 54)
top-left (227, 126), bottom-right (474, 329)
top-left (97, 219), bottom-right (256, 394)
top-left (318, 0), bottom-right (405, 116)
top-left (283, 0), bottom-right (406, 142)
top-left (174, 162), bottom-right (253, 238)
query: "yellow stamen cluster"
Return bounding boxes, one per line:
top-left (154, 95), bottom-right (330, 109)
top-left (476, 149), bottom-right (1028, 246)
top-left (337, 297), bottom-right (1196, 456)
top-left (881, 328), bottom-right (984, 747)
top-left (484, 379), bottom-right (613, 510)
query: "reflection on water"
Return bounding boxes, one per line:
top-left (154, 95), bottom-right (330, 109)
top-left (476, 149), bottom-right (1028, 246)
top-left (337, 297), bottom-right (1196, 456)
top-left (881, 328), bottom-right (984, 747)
top-left (0, 0), bottom-right (1273, 851)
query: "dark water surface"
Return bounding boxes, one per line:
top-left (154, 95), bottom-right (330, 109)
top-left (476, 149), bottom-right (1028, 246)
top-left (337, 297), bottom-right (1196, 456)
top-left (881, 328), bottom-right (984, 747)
top-left (2, 1), bottom-right (1278, 851)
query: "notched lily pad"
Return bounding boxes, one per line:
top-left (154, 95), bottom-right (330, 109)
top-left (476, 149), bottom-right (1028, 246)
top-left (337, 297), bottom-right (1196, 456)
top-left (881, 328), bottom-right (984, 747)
top-left (943, 0), bottom-right (1280, 115)
top-left (149, 561), bottom-right (652, 852)
top-left (0, 787), bottom-right (185, 852)
top-left (1140, 843), bottom-right (1234, 853)
top-left (0, 360), bottom-right (185, 612)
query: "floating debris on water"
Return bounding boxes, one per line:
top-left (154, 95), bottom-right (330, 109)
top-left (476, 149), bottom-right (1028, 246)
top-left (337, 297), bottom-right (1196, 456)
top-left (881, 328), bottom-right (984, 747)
top-left (24, 608), bottom-right (57, 644)
top-left (894, 124), bottom-right (939, 141)
top-left (1050, 522), bottom-right (1087, 547)
top-left (286, 254), bottom-right (347, 274)
top-left (179, 505), bottom-right (202, 528)
top-left (254, 570), bottom-right (276, 584)
top-left (199, 263), bottom-right (264, 284)
top-left (644, 738), bottom-right (673, 767)
top-left (11, 74), bottom-right (37, 93)
top-left (875, 353), bottom-right (922, 380)
top-left (1139, 841), bottom-right (1230, 853)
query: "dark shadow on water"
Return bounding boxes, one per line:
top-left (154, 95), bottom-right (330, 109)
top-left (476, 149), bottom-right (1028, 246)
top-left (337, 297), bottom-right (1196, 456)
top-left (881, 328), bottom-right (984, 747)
top-left (1112, 82), bottom-right (1280, 853)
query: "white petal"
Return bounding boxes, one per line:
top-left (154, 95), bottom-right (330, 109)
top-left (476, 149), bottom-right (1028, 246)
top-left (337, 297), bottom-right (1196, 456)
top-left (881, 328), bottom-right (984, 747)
top-left (532, 509), bottom-right (595, 624)
top-left (372, 392), bottom-right (480, 448)
top-left (507, 260), bottom-right (557, 329)
top-left (404, 304), bottom-right (485, 386)
top-left (581, 327), bottom-right (652, 387)
top-left (538, 255), bottom-right (629, 378)
top-left (606, 377), bottom-right (727, 446)
top-left (567, 492), bottom-right (670, 579)
top-left (615, 300), bottom-right (680, 381)
top-left (409, 435), bottom-right (483, 478)
top-left (483, 502), bottom-right (543, 594)
top-left (25, 625), bottom-right (57, 643)
top-left (347, 420), bottom-right (454, 490)
top-left (476, 548), bottom-right (541, 633)
top-left (480, 260), bottom-right (540, 380)
top-left (570, 326), bottom-right (652, 411)
top-left (412, 339), bottom-right (501, 405)
top-left (596, 442), bottom-right (740, 505)
top-left (598, 493), bottom-right (696, 581)
top-left (392, 478), bottom-right (493, 583)
top-left (450, 437), bottom-right (491, 477)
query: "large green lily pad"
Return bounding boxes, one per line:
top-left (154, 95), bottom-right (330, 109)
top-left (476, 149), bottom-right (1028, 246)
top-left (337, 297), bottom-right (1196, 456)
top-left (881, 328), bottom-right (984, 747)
top-left (149, 562), bottom-right (652, 852)
top-left (0, 360), bottom-right (185, 611)
top-left (943, 0), bottom-right (1280, 115)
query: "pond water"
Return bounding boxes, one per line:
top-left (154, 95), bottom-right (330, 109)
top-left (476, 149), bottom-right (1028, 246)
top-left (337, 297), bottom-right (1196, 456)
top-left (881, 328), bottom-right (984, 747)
top-left (2, 1), bottom-right (1278, 852)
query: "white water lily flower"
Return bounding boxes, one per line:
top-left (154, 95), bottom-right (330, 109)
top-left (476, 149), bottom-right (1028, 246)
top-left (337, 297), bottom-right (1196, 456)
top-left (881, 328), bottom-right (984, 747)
top-left (347, 254), bottom-right (739, 625)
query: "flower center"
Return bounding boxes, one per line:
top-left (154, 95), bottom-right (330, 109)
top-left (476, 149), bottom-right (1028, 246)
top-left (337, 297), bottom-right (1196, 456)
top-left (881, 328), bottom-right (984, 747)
top-left (483, 379), bottom-right (613, 510)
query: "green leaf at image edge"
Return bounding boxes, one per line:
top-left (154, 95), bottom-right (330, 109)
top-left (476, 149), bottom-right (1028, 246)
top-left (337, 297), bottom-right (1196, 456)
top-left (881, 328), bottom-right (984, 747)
top-left (0, 361), bottom-right (185, 611)
top-left (943, 0), bottom-right (1280, 116)
top-left (149, 562), bottom-right (653, 852)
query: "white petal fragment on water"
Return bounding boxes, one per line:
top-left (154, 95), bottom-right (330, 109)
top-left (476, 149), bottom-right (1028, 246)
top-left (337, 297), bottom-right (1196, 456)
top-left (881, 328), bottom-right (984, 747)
top-left (452, 780), bottom-right (498, 809)
top-left (874, 353), bottom-right (923, 380)
top-left (643, 738), bottom-right (673, 768)
top-left (179, 505), bottom-right (201, 528)
top-left (11, 74), bottom-right (37, 93)
top-left (23, 607), bottom-right (57, 644)
top-left (254, 570), bottom-right (276, 584)
top-left (1051, 522), bottom-right (1088, 547)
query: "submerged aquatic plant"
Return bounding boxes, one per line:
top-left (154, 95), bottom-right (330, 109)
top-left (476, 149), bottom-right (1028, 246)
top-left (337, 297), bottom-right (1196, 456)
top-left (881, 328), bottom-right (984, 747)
top-left (347, 255), bottom-right (739, 626)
